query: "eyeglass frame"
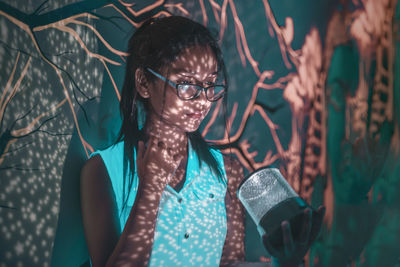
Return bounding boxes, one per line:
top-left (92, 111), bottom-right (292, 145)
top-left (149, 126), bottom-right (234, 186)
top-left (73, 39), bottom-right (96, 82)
top-left (146, 67), bottom-right (226, 102)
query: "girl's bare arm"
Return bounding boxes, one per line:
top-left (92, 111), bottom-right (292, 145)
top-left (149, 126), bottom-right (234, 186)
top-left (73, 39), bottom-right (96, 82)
top-left (220, 156), bottom-right (246, 265)
top-left (80, 155), bottom-right (121, 267)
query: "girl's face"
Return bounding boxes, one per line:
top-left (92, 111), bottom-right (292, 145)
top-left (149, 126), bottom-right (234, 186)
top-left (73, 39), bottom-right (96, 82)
top-left (145, 45), bottom-right (219, 133)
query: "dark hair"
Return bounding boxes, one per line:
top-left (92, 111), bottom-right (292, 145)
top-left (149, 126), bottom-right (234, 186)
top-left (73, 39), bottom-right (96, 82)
top-left (116, 16), bottom-right (229, 213)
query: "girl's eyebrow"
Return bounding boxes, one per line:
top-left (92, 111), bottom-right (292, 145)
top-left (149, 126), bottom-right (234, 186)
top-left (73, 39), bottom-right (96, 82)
top-left (173, 69), bottom-right (218, 77)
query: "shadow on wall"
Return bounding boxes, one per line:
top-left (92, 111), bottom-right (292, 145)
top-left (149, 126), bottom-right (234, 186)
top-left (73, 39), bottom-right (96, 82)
top-left (50, 97), bottom-right (121, 267)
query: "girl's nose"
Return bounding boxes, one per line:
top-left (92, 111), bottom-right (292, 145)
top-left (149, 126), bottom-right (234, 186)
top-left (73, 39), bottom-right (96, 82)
top-left (197, 89), bottom-right (209, 105)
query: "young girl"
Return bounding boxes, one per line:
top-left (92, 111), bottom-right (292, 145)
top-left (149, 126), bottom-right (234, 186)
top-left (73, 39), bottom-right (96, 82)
top-left (80, 16), bottom-right (322, 267)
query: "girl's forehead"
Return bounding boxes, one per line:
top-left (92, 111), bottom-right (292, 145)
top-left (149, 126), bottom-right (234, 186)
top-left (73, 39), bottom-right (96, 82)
top-left (169, 45), bottom-right (218, 75)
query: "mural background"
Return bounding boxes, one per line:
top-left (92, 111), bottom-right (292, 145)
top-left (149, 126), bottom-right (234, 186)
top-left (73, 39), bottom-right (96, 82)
top-left (0, 0), bottom-right (399, 266)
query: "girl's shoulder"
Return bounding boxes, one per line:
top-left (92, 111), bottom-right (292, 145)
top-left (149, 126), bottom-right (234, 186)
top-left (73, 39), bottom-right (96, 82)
top-left (90, 141), bottom-right (125, 159)
top-left (90, 141), bottom-right (127, 175)
top-left (81, 141), bottom-right (123, 191)
top-left (83, 142), bottom-right (133, 205)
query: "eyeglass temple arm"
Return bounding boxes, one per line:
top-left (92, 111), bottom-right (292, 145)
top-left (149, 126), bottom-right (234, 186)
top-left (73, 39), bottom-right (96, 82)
top-left (146, 68), bottom-right (177, 88)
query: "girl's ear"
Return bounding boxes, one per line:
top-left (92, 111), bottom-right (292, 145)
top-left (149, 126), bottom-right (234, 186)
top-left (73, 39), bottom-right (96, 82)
top-left (135, 68), bottom-right (150, 98)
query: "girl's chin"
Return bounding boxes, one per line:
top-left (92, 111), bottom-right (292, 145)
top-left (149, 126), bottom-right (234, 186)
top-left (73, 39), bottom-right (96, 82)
top-left (180, 120), bottom-right (203, 133)
top-left (183, 124), bottom-right (201, 133)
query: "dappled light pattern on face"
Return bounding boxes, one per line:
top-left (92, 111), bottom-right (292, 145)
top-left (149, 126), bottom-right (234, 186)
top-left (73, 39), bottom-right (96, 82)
top-left (147, 45), bottom-right (217, 134)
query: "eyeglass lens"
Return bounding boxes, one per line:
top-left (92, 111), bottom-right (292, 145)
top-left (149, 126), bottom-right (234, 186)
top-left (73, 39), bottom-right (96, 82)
top-left (177, 84), bottom-right (225, 101)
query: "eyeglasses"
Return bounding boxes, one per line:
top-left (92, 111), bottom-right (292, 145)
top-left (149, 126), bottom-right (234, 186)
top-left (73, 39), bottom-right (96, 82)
top-left (146, 68), bottom-right (226, 102)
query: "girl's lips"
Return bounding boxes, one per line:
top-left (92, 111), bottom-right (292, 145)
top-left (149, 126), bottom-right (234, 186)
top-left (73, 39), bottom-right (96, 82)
top-left (185, 112), bottom-right (203, 119)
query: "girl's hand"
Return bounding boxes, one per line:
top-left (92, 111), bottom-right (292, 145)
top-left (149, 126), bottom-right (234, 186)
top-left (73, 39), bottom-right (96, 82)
top-left (137, 137), bottom-right (184, 190)
top-left (262, 206), bottom-right (325, 267)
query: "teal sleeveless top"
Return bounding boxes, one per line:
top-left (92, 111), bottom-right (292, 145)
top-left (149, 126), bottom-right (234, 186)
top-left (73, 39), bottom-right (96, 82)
top-left (91, 141), bottom-right (228, 266)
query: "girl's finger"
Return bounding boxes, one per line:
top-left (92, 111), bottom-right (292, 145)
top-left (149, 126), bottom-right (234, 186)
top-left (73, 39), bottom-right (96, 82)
top-left (298, 208), bottom-right (312, 245)
top-left (309, 205), bottom-right (325, 243)
top-left (282, 220), bottom-right (295, 257)
top-left (317, 205), bottom-right (326, 217)
top-left (146, 137), bottom-right (165, 159)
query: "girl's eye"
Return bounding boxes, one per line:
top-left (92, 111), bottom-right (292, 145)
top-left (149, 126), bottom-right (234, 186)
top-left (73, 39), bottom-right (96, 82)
top-left (205, 81), bottom-right (215, 86)
top-left (179, 80), bottom-right (191, 85)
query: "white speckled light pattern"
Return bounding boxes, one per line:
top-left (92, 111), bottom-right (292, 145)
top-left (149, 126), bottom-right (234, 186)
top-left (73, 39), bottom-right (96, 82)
top-left (91, 140), bottom-right (227, 266)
